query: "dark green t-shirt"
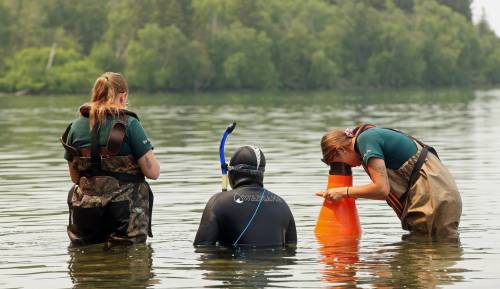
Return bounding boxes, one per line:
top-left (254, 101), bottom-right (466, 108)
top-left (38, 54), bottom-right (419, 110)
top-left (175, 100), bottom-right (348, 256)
top-left (356, 128), bottom-right (417, 170)
top-left (63, 115), bottom-right (153, 161)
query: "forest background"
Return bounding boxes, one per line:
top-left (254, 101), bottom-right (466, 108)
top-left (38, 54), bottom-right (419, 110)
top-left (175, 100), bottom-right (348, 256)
top-left (0, 0), bottom-right (499, 93)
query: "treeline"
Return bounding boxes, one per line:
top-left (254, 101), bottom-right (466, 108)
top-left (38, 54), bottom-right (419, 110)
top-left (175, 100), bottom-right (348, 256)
top-left (0, 0), bottom-right (499, 93)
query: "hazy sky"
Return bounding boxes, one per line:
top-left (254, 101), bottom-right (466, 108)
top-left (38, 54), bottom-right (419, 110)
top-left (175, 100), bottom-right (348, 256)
top-left (471, 0), bottom-right (500, 36)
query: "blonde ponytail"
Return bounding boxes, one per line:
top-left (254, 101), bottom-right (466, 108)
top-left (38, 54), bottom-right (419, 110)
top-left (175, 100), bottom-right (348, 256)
top-left (89, 72), bottom-right (128, 128)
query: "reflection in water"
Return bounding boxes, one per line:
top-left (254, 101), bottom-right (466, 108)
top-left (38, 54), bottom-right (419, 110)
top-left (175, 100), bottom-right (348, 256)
top-left (370, 235), bottom-right (465, 288)
top-left (316, 234), bottom-right (465, 288)
top-left (196, 247), bottom-right (296, 288)
top-left (1, 89), bottom-right (499, 288)
top-left (68, 244), bottom-right (158, 289)
top-left (316, 235), bottom-right (360, 287)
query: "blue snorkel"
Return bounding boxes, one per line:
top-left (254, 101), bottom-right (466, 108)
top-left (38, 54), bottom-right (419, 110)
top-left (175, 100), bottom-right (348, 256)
top-left (219, 122), bottom-right (236, 191)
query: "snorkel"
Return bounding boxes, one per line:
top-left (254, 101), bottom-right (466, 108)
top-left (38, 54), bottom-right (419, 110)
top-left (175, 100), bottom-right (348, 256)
top-left (219, 122), bottom-right (236, 191)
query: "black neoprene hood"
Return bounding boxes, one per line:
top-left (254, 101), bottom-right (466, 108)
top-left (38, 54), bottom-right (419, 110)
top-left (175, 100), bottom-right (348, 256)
top-left (228, 146), bottom-right (266, 189)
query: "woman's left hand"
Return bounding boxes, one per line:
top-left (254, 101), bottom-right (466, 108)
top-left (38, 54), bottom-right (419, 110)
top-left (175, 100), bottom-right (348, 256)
top-left (315, 187), bottom-right (346, 202)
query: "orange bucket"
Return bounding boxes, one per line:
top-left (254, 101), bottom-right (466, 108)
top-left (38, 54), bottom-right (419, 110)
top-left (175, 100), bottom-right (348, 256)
top-left (315, 163), bottom-right (361, 240)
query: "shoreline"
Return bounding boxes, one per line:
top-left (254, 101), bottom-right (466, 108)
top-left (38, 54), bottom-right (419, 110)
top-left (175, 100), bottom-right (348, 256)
top-left (1, 85), bottom-right (499, 97)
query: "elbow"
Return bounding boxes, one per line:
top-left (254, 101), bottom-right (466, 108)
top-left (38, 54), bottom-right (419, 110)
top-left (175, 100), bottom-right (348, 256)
top-left (375, 184), bottom-right (390, 200)
top-left (146, 170), bottom-right (160, 180)
top-left (143, 161), bottom-right (160, 180)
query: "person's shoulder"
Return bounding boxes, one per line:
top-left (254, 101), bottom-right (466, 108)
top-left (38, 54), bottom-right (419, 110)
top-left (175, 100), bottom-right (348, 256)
top-left (263, 189), bottom-right (290, 205)
top-left (125, 114), bottom-right (144, 132)
top-left (71, 115), bottom-right (87, 125)
top-left (120, 110), bottom-right (140, 124)
top-left (123, 113), bottom-right (143, 135)
top-left (263, 189), bottom-right (294, 216)
top-left (206, 191), bottom-right (225, 206)
top-left (361, 127), bottom-right (385, 135)
top-left (127, 112), bottom-right (140, 121)
top-left (358, 127), bottom-right (384, 141)
top-left (67, 116), bottom-right (88, 132)
top-left (202, 191), bottom-right (232, 214)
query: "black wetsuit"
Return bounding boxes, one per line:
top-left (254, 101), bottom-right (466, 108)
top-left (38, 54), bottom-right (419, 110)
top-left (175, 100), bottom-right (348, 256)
top-left (193, 183), bottom-right (297, 247)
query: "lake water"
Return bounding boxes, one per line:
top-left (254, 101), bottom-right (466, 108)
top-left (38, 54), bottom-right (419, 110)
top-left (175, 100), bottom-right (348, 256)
top-left (1, 89), bottom-right (499, 288)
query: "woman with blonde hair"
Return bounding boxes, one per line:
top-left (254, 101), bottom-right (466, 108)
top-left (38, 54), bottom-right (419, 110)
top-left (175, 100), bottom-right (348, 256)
top-left (61, 72), bottom-right (159, 246)
top-left (316, 124), bottom-right (462, 238)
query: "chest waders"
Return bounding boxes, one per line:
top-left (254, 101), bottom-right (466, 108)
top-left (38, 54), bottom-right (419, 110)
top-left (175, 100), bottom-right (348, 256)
top-left (61, 106), bottom-right (154, 245)
top-left (355, 124), bottom-right (461, 237)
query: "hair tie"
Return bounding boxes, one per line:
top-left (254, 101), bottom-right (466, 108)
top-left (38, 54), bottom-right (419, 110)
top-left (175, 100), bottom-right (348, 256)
top-left (344, 128), bottom-right (354, 138)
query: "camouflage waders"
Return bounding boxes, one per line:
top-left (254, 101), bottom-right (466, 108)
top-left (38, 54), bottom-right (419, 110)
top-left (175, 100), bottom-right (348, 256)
top-left (61, 107), bottom-right (153, 246)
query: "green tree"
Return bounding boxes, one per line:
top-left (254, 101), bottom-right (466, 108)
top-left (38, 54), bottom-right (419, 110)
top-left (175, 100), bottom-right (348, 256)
top-left (91, 0), bottom-right (156, 72)
top-left (275, 21), bottom-right (320, 89)
top-left (151, 0), bottom-right (194, 35)
top-left (365, 3), bottom-right (425, 86)
top-left (46, 58), bottom-right (100, 93)
top-left (307, 50), bottom-right (340, 88)
top-left (0, 1), bottom-right (12, 72)
top-left (330, 2), bottom-right (384, 85)
top-left (208, 23), bottom-right (277, 89)
top-left (43, 0), bottom-right (108, 53)
top-left (477, 17), bottom-right (500, 83)
top-left (0, 0), bottom-right (499, 92)
top-left (126, 23), bottom-right (212, 91)
top-left (0, 47), bottom-right (95, 92)
top-left (437, 0), bottom-right (472, 21)
top-left (2, 0), bottom-right (48, 48)
top-left (416, 0), bottom-right (480, 85)
top-left (126, 23), bottom-right (177, 91)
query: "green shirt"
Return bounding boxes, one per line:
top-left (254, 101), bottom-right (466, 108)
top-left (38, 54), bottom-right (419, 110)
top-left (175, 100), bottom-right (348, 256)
top-left (63, 115), bottom-right (153, 161)
top-left (356, 128), bottom-right (417, 170)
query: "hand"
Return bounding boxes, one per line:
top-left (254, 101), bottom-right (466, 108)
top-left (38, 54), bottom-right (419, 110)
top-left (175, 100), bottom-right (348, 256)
top-left (315, 187), bottom-right (347, 202)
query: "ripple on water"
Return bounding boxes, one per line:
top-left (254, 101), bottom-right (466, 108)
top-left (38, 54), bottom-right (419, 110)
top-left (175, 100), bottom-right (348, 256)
top-left (1, 90), bottom-right (500, 288)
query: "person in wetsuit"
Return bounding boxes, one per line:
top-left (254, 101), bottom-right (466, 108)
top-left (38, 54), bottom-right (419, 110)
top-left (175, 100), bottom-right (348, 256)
top-left (61, 72), bottom-right (160, 246)
top-left (194, 146), bottom-right (297, 247)
top-left (316, 124), bottom-right (462, 238)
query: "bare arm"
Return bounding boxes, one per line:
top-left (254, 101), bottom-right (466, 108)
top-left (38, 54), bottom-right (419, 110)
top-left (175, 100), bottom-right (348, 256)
top-left (316, 157), bottom-right (390, 201)
top-left (138, 149), bottom-right (160, 180)
top-left (68, 161), bottom-right (78, 184)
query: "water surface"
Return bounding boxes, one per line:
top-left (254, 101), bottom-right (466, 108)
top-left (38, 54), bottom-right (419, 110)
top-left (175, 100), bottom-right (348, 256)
top-left (1, 89), bottom-right (499, 288)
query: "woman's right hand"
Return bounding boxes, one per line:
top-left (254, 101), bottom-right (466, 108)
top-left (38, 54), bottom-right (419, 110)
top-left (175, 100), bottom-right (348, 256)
top-left (138, 150), bottom-right (160, 180)
top-left (315, 187), bottom-right (347, 201)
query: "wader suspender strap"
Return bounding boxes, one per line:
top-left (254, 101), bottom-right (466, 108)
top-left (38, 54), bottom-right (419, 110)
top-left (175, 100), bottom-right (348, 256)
top-left (387, 146), bottom-right (430, 218)
top-left (387, 128), bottom-right (439, 159)
top-left (90, 124), bottom-right (101, 171)
top-left (60, 123), bottom-right (80, 160)
top-left (107, 115), bottom-right (128, 155)
top-left (147, 184), bottom-right (154, 237)
top-left (384, 129), bottom-right (437, 218)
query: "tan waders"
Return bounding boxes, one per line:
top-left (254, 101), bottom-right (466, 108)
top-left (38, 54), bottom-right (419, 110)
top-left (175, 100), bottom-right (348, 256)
top-left (387, 143), bottom-right (462, 237)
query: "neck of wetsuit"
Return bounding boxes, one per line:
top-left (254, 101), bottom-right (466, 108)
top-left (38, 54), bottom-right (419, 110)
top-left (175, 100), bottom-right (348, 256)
top-left (230, 177), bottom-right (263, 190)
top-left (234, 183), bottom-right (264, 190)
